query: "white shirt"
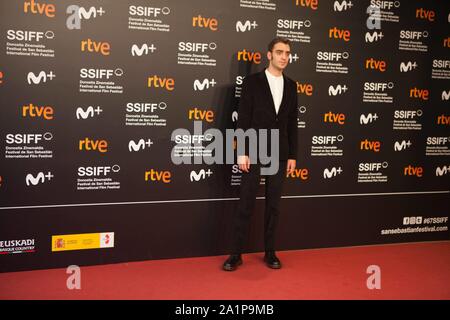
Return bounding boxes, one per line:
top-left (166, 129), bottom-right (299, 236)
top-left (265, 68), bottom-right (284, 115)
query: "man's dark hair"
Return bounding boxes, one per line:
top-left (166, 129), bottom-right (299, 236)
top-left (267, 37), bottom-right (291, 52)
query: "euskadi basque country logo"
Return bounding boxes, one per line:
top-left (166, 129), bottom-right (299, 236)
top-left (0, 239), bottom-right (36, 254)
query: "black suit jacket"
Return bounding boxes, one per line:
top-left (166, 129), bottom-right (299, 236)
top-left (236, 70), bottom-right (298, 161)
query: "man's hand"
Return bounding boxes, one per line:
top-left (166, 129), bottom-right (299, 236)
top-left (286, 159), bottom-right (296, 175)
top-left (238, 155), bottom-right (250, 173)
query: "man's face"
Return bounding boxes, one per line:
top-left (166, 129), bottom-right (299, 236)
top-left (267, 42), bottom-right (290, 71)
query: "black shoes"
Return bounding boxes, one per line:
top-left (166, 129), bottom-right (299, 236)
top-left (264, 251), bottom-right (282, 269)
top-left (223, 252), bottom-right (282, 271)
top-left (223, 254), bottom-right (242, 271)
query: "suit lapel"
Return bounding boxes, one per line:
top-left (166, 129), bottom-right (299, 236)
top-left (278, 74), bottom-right (289, 114)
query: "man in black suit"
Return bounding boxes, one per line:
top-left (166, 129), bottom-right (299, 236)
top-left (223, 37), bottom-right (298, 271)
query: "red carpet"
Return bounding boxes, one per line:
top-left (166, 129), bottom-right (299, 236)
top-left (1, 241), bottom-right (449, 300)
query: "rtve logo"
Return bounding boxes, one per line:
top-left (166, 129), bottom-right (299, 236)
top-left (22, 103), bottom-right (54, 120)
top-left (409, 87), bottom-right (429, 100)
top-left (76, 106), bottom-right (103, 120)
top-left (188, 108), bottom-right (214, 123)
top-left (427, 137), bottom-right (450, 145)
top-left (444, 37), bottom-right (450, 48)
top-left (6, 132), bottom-right (53, 144)
top-left (131, 44), bottom-right (156, 56)
top-left (323, 167), bottom-right (343, 179)
top-left (26, 171), bottom-right (53, 186)
top-left (128, 139), bottom-right (153, 152)
top-left (24, 0), bottom-right (55, 17)
top-left (360, 139), bottom-right (381, 152)
top-left (437, 114), bottom-right (450, 125)
top-left (365, 58), bottom-right (386, 72)
top-left (145, 169), bottom-right (171, 183)
top-left (328, 85), bottom-right (348, 96)
top-left (394, 109), bottom-right (422, 119)
top-left (277, 19), bottom-right (312, 29)
top-left (295, 0), bottom-right (318, 10)
top-left (317, 51), bottom-right (349, 62)
top-left (334, 1), bottom-right (353, 11)
top-left (193, 78), bottom-right (216, 91)
top-left (190, 169), bottom-right (213, 182)
top-left (126, 102), bottom-right (167, 113)
top-left (400, 30), bottom-right (428, 40)
top-left (79, 138), bottom-right (108, 153)
top-left (436, 166), bottom-right (450, 177)
top-left (27, 71), bottom-right (55, 84)
top-left (400, 61), bottom-right (418, 72)
top-left (237, 49), bottom-right (261, 64)
top-left (7, 30), bottom-right (54, 42)
top-left (394, 140), bottom-right (412, 151)
top-left (329, 27), bottom-right (351, 42)
top-left (81, 38), bottom-right (110, 55)
top-left (78, 165), bottom-right (120, 177)
top-left (442, 90), bottom-right (450, 101)
top-left (235, 20), bottom-right (258, 32)
top-left (403, 216), bottom-right (423, 225)
top-left (364, 82), bottom-right (394, 91)
top-left (370, 1), bottom-right (400, 10)
top-left (358, 162), bottom-right (388, 172)
top-left (287, 168), bottom-right (309, 180)
top-left (80, 68), bottom-right (123, 80)
top-left (360, 113), bottom-right (378, 125)
top-left (324, 111), bottom-right (345, 125)
top-left (416, 8), bottom-right (435, 21)
top-left (192, 15), bottom-right (218, 31)
top-left (365, 31), bottom-right (384, 43)
top-left (66, 5), bottom-right (105, 30)
top-left (129, 5), bottom-right (170, 17)
top-left (297, 82), bottom-right (313, 96)
top-left (404, 165), bottom-right (423, 177)
top-left (312, 135), bottom-right (344, 145)
top-left (147, 75), bottom-right (175, 91)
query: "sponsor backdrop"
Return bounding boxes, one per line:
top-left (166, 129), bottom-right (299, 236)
top-left (0, 0), bottom-right (449, 272)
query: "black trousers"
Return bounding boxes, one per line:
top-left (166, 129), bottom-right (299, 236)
top-left (231, 160), bottom-right (287, 254)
